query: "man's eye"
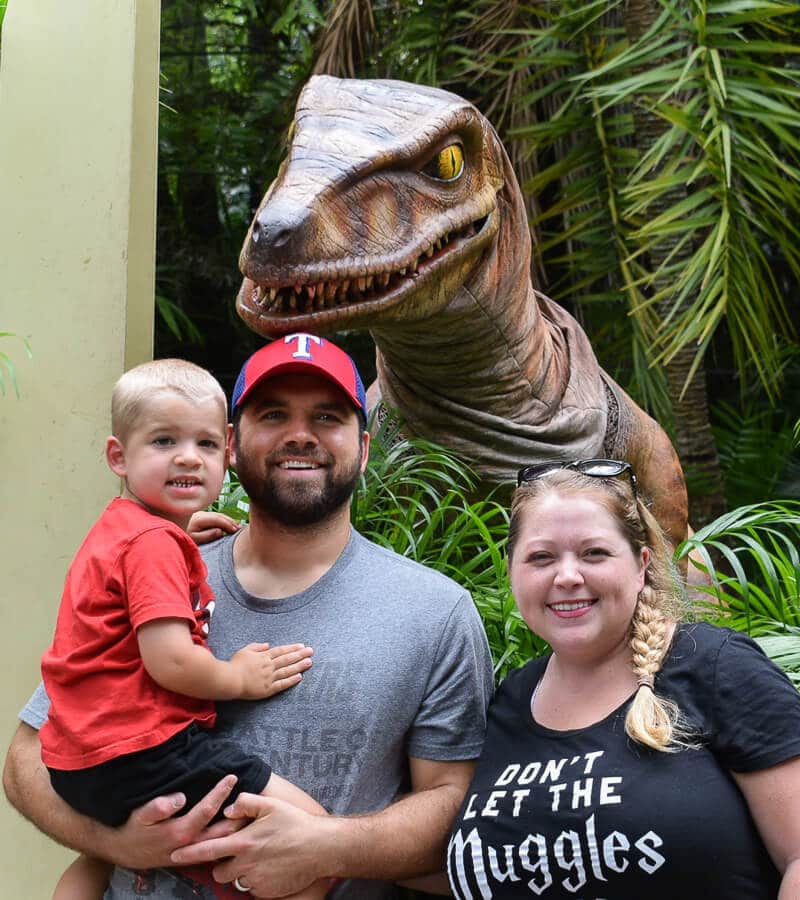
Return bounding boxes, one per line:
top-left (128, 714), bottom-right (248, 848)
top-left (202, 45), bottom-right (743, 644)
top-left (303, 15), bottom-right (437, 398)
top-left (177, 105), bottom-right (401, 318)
top-left (421, 144), bottom-right (464, 182)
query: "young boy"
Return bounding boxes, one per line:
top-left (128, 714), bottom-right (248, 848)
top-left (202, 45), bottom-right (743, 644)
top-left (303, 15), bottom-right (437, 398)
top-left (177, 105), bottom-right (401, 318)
top-left (40, 359), bottom-right (326, 900)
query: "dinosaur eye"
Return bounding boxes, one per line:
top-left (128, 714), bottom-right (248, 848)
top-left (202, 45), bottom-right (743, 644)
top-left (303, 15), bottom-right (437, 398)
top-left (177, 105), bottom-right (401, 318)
top-left (422, 144), bottom-right (464, 182)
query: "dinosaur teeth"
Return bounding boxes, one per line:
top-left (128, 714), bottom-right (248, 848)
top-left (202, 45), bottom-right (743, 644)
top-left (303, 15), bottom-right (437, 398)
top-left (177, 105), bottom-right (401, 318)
top-left (251, 214), bottom-right (487, 315)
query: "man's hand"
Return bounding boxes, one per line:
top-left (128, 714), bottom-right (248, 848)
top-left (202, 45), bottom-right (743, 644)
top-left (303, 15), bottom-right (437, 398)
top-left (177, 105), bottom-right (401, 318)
top-left (171, 793), bottom-right (332, 898)
top-left (189, 511), bottom-right (241, 545)
top-left (229, 644), bottom-right (313, 700)
top-left (104, 776), bottom-right (241, 870)
top-left (2, 723), bottom-right (243, 872)
top-left (171, 758), bottom-right (476, 895)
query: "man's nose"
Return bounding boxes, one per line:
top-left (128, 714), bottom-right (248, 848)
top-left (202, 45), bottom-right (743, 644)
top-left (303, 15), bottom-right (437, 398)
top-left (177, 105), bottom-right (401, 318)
top-left (282, 416), bottom-right (319, 446)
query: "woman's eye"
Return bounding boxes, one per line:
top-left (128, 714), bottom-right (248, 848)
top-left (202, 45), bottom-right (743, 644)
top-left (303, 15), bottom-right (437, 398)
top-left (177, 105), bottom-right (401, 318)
top-left (586, 548), bottom-right (609, 558)
top-left (421, 144), bottom-right (464, 182)
top-left (528, 553), bottom-right (551, 564)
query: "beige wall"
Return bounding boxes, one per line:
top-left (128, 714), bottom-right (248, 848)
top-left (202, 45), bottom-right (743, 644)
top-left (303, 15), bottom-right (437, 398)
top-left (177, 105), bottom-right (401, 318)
top-left (0, 1), bottom-right (160, 895)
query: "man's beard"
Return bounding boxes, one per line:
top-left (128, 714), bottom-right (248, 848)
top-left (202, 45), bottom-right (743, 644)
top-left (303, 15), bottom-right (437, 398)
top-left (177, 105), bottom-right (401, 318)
top-left (235, 444), bottom-right (363, 527)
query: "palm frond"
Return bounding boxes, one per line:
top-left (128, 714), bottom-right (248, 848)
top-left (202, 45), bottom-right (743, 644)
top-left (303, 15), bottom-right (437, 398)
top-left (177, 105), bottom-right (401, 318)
top-left (313, 0), bottom-right (376, 78)
top-left (580, 0), bottom-right (800, 397)
top-left (713, 400), bottom-right (800, 506)
top-left (677, 500), bottom-right (800, 640)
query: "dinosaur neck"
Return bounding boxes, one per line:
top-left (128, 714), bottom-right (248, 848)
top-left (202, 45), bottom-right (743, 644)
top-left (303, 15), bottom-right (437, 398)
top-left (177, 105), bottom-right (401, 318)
top-left (374, 279), bottom-right (565, 418)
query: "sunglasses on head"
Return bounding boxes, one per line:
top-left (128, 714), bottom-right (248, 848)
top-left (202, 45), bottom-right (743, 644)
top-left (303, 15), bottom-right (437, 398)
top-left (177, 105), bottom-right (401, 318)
top-left (516, 458), bottom-right (638, 497)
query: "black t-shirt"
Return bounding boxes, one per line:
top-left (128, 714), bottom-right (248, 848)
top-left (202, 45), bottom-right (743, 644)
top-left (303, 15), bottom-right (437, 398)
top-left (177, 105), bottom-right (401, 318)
top-left (448, 623), bottom-right (800, 899)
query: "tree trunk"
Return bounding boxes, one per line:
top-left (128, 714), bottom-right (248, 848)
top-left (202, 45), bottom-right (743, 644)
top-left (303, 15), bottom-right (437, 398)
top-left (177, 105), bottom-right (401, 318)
top-left (624, 0), bottom-right (727, 527)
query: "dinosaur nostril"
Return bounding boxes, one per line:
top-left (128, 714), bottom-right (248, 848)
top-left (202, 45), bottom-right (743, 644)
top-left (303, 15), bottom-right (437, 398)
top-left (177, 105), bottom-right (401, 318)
top-left (250, 218), bottom-right (295, 250)
top-left (272, 228), bottom-right (293, 248)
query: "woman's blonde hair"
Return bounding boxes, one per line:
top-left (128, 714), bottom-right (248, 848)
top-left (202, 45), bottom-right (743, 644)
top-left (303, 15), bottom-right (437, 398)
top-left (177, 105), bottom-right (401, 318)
top-left (508, 469), bottom-right (693, 752)
top-left (111, 358), bottom-right (227, 442)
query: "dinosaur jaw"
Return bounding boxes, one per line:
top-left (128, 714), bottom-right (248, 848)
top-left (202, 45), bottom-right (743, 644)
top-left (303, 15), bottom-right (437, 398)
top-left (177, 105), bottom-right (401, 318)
top-left (236, 210), bottom-right (497, 337)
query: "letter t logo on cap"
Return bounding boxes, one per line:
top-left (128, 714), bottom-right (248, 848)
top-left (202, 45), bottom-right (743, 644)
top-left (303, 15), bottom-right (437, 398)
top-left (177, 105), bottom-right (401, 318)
top-left (285, 333), bottom-right (322, 359)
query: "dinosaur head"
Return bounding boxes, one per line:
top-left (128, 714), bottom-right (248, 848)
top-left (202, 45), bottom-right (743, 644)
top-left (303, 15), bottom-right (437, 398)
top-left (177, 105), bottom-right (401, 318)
top-left (236, 76), bottom-right (506, 336)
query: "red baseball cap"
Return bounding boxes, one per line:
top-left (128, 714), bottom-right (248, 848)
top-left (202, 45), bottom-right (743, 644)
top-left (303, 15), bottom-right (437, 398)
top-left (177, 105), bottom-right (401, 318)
top-left (232, 333), bottom-right (368, 423)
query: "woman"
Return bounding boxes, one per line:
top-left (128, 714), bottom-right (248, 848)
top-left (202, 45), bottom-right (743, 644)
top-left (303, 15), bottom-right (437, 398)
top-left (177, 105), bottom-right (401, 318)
top-left (448, 459), bottom-right (800, 898)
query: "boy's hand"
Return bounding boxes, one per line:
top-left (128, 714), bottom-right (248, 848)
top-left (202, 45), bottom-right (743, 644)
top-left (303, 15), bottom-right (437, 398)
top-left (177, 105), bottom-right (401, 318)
top-left (229, 643), bottom-right (313, 699)
top-left (189, 511), bottom-right (241, 545)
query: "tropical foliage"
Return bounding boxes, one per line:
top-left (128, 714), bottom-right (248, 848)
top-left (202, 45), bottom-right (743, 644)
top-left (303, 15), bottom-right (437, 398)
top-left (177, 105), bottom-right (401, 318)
top-left (678, 500), bottom-right (800, 684)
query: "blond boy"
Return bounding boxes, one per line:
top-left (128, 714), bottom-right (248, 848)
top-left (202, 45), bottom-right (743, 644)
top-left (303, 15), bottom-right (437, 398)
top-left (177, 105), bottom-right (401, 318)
top-left (40, 359), bottom-right (324, 900)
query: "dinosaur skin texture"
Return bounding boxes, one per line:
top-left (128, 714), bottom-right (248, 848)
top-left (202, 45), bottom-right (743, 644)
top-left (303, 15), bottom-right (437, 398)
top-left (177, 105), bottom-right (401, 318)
top-left (236, 75), bottom-right (689, 548)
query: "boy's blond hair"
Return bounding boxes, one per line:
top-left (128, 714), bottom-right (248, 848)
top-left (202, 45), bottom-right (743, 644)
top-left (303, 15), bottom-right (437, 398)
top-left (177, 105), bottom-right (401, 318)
top-left (111, 359), bottom-right (227, 441)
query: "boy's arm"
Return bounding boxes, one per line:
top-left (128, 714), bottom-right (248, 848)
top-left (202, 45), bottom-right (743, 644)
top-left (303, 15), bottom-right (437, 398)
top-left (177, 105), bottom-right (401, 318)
top-left (137, 619), bottom-right (312, 700)
top-left (2, 722), bottom-right (240, 870)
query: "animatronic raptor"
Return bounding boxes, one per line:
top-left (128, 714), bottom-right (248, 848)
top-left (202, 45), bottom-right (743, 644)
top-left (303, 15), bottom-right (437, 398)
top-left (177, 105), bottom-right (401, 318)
top-left (235, 75), bottom-right (689, 546)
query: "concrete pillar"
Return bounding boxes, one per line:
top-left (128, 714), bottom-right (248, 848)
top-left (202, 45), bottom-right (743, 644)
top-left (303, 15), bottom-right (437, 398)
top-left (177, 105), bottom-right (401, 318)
top-left (0, 1), bottom-right (160, 894)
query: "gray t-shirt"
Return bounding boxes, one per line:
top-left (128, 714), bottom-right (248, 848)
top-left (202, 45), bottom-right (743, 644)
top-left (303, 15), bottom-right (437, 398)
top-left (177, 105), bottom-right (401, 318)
top-left (21, 528), bottom-right (494, 899)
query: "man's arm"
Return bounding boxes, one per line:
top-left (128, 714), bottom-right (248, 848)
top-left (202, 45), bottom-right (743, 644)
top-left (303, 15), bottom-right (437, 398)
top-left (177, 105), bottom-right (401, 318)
top-left (3, 722), bottom-right (239, 870)
top-left (171, 756), bottom-right (476, 897)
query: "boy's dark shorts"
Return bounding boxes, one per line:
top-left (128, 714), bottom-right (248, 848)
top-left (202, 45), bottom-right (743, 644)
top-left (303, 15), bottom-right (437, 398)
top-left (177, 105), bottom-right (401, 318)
top-left (48, 723), bottom-right (271, 827)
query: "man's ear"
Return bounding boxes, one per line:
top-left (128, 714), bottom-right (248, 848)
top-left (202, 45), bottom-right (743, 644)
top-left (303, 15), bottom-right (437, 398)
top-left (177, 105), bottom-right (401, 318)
top-left (359, 429), bottom-right (371, 474)
top-left (105, 436), bottom-right (127, 478)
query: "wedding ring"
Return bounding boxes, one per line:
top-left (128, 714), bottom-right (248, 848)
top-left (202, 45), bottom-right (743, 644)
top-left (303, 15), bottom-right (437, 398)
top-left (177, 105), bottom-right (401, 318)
top-left (234, 876), bottom-right (249, 892)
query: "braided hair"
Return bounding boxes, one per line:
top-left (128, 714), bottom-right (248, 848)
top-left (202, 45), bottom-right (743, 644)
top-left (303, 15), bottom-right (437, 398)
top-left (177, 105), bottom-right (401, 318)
top-left (508, 470), bottom-right (692, 752)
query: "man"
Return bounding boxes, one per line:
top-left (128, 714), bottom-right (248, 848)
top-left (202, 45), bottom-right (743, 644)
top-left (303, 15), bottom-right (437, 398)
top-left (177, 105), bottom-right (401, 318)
top-left (4, 333), bottom-right (494, 899)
